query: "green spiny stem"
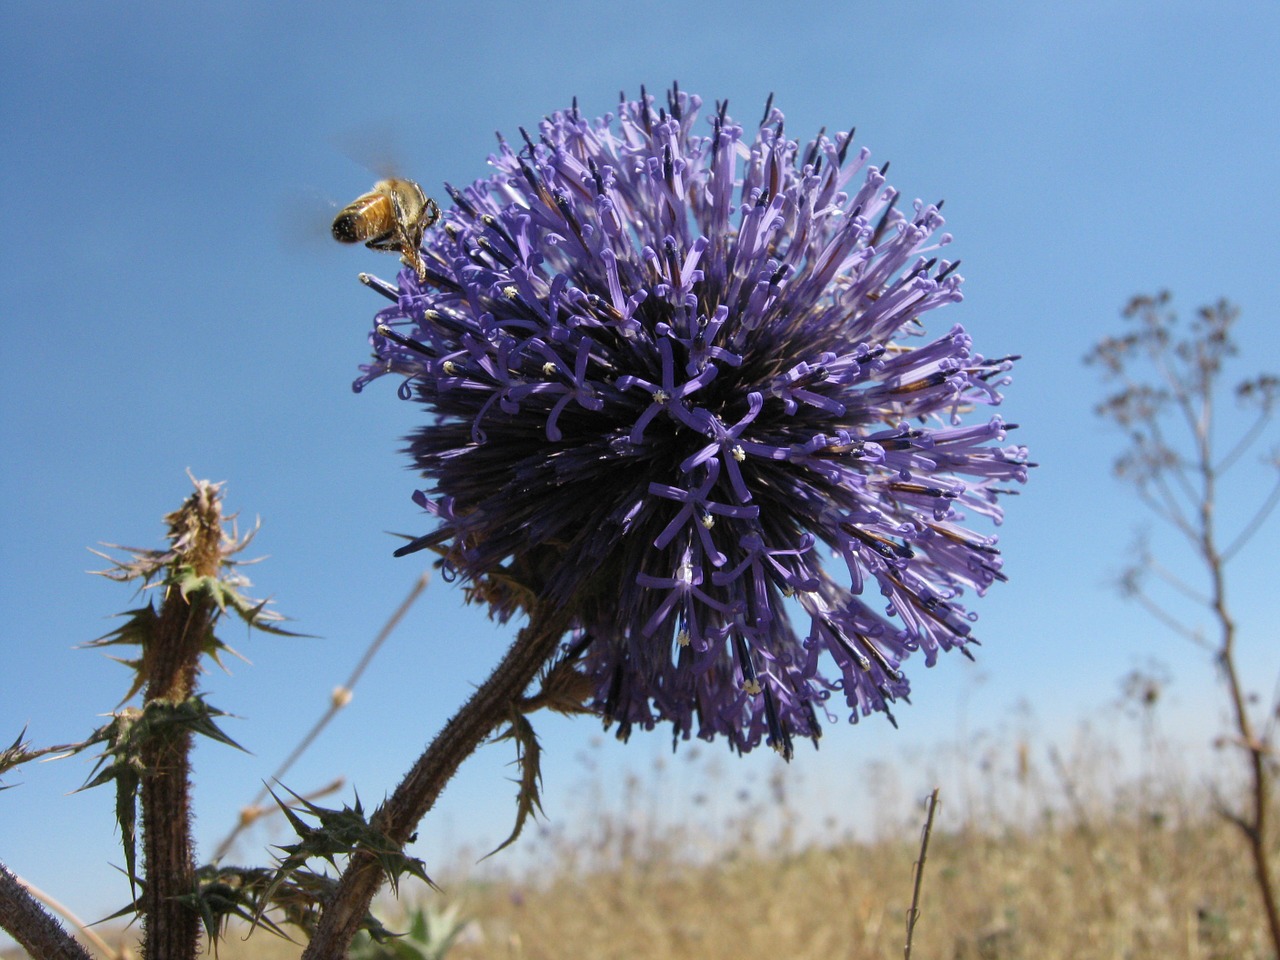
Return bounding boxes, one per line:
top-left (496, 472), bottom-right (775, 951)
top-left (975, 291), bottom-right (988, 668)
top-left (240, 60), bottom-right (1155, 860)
top-left (139, 486), bottom-right (224, 960)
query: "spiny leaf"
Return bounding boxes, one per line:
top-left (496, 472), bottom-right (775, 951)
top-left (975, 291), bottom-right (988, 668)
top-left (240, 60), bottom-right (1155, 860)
top-left (177, 567), bottom-right (308, 638)
top-left (82, 603), bottom-right (162, 650)
top-left (80, 697), bottom-right (248, 759)
top-left (74, 698), bottom-right (245, 890)
top-left (177, 865), bottom-right (293, 951)
top-left (0, 727), bottom-right (123, 779)
top-left (485, 710), bottom-right (544, 858)
top-left (268, 784), bottom-right (375, 874)
top-left (519, 651), bottom-right (596, 717)
top-left (235, 595), bottom-right (311, 637)
top-left (251, 868), bottom-right (397, 943)
top-left (76, 710), bottom-right (144, 889)
top-left (159, 696), bottom-right (247, 752)
top-left (89, 542), bottom-right (175, 585)
top-left (81, 604), bottom-right (161, 702)
top-left (114, 759), bottom-right (142, 893)
top-left (0, 728), bottom-right (34, 788)
top-left (109, 864), bottom-right (387, 950)
top-left (266, 784), bottom-right (434, 901)
top-left (77, 711), bottom-right (143, 793)
top-left (80, 594), bottom-right (294, 705)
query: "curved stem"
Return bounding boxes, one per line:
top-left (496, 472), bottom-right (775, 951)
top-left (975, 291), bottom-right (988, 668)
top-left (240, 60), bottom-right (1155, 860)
top-left (0, 862), bottom-right (93, 960)
top-left (300, 603), bottom-right (569, 960)
top-left (5, 873), bottom-right (118, 959)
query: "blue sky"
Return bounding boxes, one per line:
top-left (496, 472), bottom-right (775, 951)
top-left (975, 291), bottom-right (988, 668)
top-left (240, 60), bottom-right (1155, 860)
top-left (3, 0), bottom-right (1279, 933)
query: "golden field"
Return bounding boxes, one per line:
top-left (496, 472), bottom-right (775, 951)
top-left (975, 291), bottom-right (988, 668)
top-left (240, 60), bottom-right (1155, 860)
top-left (29, 720), bottom-right (1269, 960)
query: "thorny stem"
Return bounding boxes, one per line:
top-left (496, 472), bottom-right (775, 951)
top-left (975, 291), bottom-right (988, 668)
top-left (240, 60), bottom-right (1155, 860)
top-left (140, 485), bottom-right (225, 960)
top-left (0, 862), bottom-right (93, 960)
top-left (10, 874), bottom-right (121, 959)
top-left (300, 602), bottom-right (570, 960)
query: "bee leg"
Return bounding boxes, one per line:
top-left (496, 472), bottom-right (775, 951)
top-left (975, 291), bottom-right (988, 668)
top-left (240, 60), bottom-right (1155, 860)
top-left (402, 199), bottom-right (438, 280)
top-left (398, 229), bottom-right (427, 282)
top-left (387, 191), bottom-right (428, 281)
top-left (422, 197), bottom-right (441, 230)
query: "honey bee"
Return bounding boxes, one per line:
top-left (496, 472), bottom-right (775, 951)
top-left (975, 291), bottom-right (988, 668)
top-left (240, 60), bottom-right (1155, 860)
top-left (332, 178), bottom-right (439, 280)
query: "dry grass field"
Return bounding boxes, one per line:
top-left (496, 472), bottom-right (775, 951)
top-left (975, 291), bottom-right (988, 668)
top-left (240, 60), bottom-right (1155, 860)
top-left (19, 720), bottom-right (1270, 960)
top-left (430, 756), bottom-right (1262, 960)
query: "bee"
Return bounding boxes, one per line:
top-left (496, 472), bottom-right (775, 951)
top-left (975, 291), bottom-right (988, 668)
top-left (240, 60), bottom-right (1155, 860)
top-left (332, 178), bottom-right (440, 280)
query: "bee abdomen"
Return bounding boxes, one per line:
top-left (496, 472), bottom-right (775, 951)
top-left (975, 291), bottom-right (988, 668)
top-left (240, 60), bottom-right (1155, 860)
top-left (332, 210), bottom-right (367, 243)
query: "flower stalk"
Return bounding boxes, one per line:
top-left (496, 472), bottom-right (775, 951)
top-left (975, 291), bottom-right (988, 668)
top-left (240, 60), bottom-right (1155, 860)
top-left (300, 601), bottom-right (569, 960)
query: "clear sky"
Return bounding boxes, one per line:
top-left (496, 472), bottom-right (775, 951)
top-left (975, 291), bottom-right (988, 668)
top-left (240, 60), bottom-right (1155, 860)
top-left (3, 0), bottom-right (1279, 935)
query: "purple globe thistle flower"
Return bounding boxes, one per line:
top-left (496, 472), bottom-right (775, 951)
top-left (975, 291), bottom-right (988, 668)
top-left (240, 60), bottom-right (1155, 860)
top-left (353, 85), bottom-right (1030, 757)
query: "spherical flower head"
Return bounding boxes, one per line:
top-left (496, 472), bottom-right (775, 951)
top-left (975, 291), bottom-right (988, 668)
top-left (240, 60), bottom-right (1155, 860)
top-left (353, 85), bottom-right (1030, 757)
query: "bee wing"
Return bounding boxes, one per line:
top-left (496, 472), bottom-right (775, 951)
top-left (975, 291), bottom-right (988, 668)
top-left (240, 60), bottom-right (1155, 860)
top-left (278, 185), bottom-right (344, 253)
top-left (332, 123), bottom-right (410, 182)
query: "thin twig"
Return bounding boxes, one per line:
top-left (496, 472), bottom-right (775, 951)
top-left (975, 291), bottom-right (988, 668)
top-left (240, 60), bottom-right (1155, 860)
top-left (1146, 556), bottom-right (1210, 607)
top-left (1215, 406), bottom-right (1272, 475)
top-left (211, 571), bottom-right (429, 863)
top-left (904, 787), bottom-right (940, 960)
top-left (1220, 471), bottom-right (1280, 564)
top-left (1130, 586), bottom-right (1206, 647)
